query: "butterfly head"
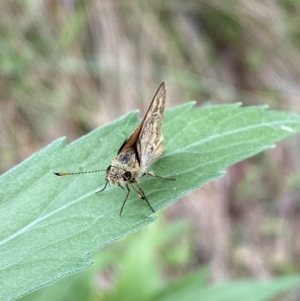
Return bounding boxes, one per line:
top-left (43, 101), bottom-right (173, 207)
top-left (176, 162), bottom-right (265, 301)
top-left (106, 165), bottom-right (133, 186)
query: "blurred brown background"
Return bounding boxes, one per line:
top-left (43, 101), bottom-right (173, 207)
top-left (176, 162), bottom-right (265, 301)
top-left (1, 0), bottom-right (300, 293)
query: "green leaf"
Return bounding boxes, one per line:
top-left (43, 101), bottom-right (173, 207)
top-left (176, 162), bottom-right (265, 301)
top-left (150, 267), bottom-right (209, 301)
top-left (1, 103), bottom-right (300, 301)
top-left (18, 249), bottom-right (115, 301)
top-left (107, 218), bottom-right (165, 301)
top-left (199, 277), bottom-right (300, 301)
top-left (152, 269), bottom-right (300, 301)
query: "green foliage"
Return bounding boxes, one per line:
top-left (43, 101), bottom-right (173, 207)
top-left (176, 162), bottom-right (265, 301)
top-left (19, 217), bottom-right (299, 301)
top-left (152, 274), bottom-right (300, 301)
top-left (1, 103), bottom-right (300, 301)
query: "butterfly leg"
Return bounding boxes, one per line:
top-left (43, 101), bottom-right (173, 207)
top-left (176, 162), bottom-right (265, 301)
top-left (119, 184), bottom-right (131, 216)
top-left (132, 180), bottom-right (156, 213)
top-left (95, 180), bottom-right (109, 194)
top-left (145, 171), bottom-right (175, 181)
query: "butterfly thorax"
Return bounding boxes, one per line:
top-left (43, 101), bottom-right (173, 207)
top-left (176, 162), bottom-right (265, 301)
top-left (106, 150), bottom-right (145, 186)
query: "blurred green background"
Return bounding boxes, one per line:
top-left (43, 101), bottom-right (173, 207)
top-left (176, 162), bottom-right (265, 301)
top-left (1, 0), bottom-right (300, 300)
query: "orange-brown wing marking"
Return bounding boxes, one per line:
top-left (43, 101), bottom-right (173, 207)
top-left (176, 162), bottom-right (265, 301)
top-left (117, 121), bottom-right (143, 154)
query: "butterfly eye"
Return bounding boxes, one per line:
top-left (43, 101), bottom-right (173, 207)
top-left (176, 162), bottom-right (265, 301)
top-left (123, 171), bottom-right (132, 180)
top-left (107, 165), bottom-right (112, 171)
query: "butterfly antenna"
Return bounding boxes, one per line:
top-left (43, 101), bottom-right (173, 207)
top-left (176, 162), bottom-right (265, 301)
top-left (54, 170), bottom-right (106, 176)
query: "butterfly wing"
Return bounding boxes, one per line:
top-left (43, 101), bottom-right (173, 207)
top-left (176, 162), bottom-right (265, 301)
top-left (117, 82), bottom-right (166, 168)
top-left (137, 82), bottom-right (166, 167)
